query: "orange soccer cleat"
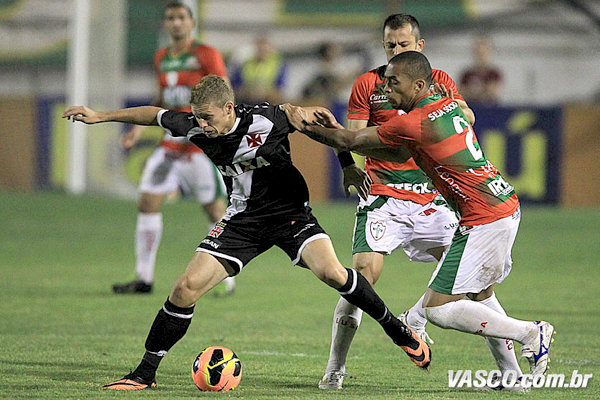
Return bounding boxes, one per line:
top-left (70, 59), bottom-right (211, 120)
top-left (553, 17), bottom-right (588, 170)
top-left (102, 372), bottom-right (157, 390)
top-left (399, 328), bottom-right (432, 370)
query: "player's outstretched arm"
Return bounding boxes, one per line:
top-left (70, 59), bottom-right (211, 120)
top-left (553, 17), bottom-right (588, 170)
top-left (303, 124), bottom-right (384, 152)
top-left (62, 105), bottom-right (163, 126)
top-left (284, 102), bottom-right (386, 153)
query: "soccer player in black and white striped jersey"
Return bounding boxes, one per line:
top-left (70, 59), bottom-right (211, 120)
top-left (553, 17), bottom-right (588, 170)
top-left (62, 75), bottom-right (431, 390)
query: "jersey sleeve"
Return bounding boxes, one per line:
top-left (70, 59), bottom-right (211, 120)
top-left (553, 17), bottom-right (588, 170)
top-left (433, 69), bottom-right (464, 102)
top-left (153, 49), bottom-right (166, 84)
top-left (197, 46), bottom-right (228, 78)
top-left (347, 74), bottom-right (372, 121)
top-left (157, 110), bottom-right (196, 137)
top-left (275, 104), bottom-right (296, 133)
top-left (376, 111), bottom-right (423, 147)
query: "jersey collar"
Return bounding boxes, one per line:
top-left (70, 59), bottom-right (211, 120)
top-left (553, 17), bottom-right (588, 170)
top-left (224, 117), bottom-right (241, 135)
top-left (414, 93), bottom-right (442, 109)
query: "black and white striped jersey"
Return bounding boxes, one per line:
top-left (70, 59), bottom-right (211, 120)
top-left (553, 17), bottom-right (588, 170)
top-left (157, 103), bottom-right (310, 220)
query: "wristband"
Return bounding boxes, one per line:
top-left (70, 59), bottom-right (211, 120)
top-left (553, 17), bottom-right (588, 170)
top-left (337, 151), bottom-right (355, 169)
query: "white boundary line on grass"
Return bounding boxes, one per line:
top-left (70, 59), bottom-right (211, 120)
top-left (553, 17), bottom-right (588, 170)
top-left (243, 350), bottom-right (322, 358)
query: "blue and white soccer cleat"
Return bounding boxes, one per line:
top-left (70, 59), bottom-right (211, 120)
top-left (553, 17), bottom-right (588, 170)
top-left (520, 321), bottom-right (555, 376)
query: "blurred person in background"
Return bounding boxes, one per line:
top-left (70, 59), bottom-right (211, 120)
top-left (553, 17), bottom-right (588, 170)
top-left (231, 36), bottom-right (288, 105)
top-left (113, 1), bottom-right (235, 296)
top-left (301, 42), bottom-right (357, 107)
top-left (459, 37), bottom-right (503, 105)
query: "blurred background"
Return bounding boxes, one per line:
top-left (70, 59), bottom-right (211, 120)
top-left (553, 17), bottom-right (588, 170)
top-left (1, 0), bottom-right (600, 206)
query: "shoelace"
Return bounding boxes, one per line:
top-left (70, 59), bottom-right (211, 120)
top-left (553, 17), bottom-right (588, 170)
top-left (325, 371), bottom-right (351, 381)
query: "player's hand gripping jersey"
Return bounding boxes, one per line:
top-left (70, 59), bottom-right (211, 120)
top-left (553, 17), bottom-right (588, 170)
top-left (155, 41), bottom-right (227, 154)
top-left (157, 103), bottom-right (310, 220)
top-left (377, 94), bottom-right (519, 226)
top-left (348, 66), bottom-right (464, 205)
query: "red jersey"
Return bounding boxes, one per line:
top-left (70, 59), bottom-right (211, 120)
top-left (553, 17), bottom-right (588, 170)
top-left (377, 94), bottom-right (519, 226)
top-left (154, 40), bottom-right (227, 153)
top-left (348, 65), bottom-right (465, 204)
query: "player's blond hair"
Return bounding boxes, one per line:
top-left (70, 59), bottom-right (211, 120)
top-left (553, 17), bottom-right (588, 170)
top-left (190, 75), bottom-right (234, 108)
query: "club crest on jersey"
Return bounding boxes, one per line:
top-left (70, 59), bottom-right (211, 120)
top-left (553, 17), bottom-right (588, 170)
top-left (246, 132), bottom-right (263, 148)
top-left (370, 221), bottom-right (386, 241)
top-left (209, 222), bottom-right (227, 238)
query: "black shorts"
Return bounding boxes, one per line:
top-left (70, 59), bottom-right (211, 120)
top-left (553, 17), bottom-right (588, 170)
top-left (197, 207), bottom-right (329, 275)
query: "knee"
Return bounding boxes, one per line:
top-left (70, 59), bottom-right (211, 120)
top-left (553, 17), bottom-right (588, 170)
top-left (317, 265), bottom-right (348, 289)
top-left (137, 194), bottom-right (162, 213)
top-left (138, 200), bottom-right (155, 213)
top-left (171, 275), bottom-right (201, 307)
top-left (353, 258), bottom-right (377, 285)
top-left (424, 302), bottom-right (455, 329)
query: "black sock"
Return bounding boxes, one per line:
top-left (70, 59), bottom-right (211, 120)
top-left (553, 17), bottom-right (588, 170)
top-left (133, 298), bottom-right (195, 380)
top-left (338, 268), bottom-right (416, 347)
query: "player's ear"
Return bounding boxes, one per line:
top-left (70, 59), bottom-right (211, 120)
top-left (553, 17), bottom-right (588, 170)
top-left (225, 101), bottom-right (234, 115)
top-left (416, 39), bottom-right (425, 52)
top-left (415, 79), bottom-right (426, 93)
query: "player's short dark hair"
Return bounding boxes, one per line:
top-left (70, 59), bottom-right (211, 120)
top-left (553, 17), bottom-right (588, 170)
top-left (164, 1), bottom-right (193, 19)
top-left (190, 75), bottom-right (234, 108)
top-left (389, 51), bottom-right (432, 86)
top-left (383, 14), bottom-right (421, 41)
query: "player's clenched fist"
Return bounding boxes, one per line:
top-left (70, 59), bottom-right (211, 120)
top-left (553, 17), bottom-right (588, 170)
top-left (62, 105), bottom-right (103, 124)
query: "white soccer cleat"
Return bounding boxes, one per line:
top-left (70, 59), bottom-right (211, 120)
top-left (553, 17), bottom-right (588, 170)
top-left (318, 370), bottom-right (348, 390)
top-left (520, 321), bottom-right (555, 376)
top-left (399, 311), bottom-right (435, 344)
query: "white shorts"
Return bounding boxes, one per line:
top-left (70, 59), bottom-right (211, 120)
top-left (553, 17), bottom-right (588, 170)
top-left (428, 207), bottom-right (521, 295)
top-left (352, 195), bottom-right (459, 263)
top-left (139, 147), bottom-right (225, 205)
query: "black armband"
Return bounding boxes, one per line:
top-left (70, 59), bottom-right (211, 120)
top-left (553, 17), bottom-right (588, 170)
top-left (337, 151), bottom-right (355, 169)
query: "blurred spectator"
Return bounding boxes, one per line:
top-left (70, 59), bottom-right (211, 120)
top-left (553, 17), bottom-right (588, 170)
top-left (460, 37), bottom-right (503, 105)
top-left (231, 36), bottom-right (287, 104)
top-left (301, 42), bottom-right (355, 106)
top-left (593, 87), bottom-right (600, 102)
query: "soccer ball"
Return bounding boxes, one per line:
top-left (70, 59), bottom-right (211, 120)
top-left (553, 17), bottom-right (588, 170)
top-left (192, 346), bottom-right (242, 391)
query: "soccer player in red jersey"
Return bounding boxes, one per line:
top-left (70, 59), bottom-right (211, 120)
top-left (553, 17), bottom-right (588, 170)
top-left (287, 51), bottom-right (554, 389)
top-left (113, 2), bottom-right (235, 296)
top-left (320, 14), bottom-right (477, 389)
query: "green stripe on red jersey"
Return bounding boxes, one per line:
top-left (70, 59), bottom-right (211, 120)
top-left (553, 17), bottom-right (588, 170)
top-left (377, 94), bottom-right (519, 226)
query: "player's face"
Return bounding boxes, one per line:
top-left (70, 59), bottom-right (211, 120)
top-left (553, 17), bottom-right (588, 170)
top-left (192, 102), bottom-right (235, 138)
top-left (163, 7), bottom-right (194, 40)
top-left (384, 64), bottom-right (422, 112)
top-left (382, 25), bottom-right (424, 62)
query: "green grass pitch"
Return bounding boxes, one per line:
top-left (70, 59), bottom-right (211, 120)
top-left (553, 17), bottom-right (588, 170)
top-left (1, 192), bottom-right (599, 399)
